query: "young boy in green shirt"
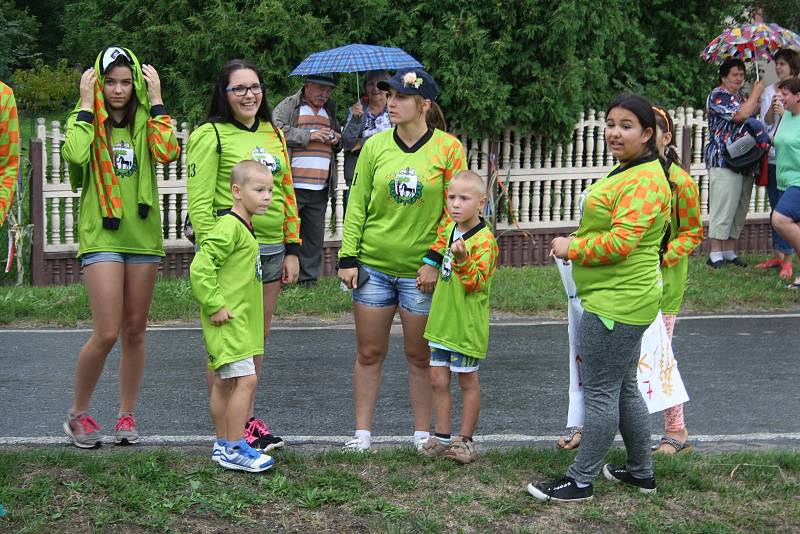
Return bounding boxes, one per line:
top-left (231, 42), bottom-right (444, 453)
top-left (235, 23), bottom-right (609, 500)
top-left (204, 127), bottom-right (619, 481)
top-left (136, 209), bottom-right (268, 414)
top-left (190, 160), bottom-right (275, 472)
top-left (421, 170), bottom-right (499, 464)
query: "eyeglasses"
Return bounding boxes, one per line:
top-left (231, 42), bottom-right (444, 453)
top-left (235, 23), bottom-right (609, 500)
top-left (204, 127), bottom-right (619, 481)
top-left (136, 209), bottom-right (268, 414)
top-left (225, 84), bottom-right (265, 97)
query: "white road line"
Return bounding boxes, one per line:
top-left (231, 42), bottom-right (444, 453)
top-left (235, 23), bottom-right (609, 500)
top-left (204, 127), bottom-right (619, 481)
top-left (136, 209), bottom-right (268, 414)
top-left (3, 432), bottom-right (800, 446)
top-left (2, 313), bottom-right (799, 334)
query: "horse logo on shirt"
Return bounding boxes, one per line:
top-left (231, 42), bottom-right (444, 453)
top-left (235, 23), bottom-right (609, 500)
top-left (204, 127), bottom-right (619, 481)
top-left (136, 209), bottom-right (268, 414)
top-left (251, 147), bottom-right (281, 173)
top-left (112, 141), bottom-right (137, 178)
top-left (389, 167), bottom-right (423, 205)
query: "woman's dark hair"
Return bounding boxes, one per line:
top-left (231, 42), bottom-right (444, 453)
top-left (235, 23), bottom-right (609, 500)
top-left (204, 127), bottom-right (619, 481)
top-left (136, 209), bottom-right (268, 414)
top-left (605, 93), bottom-right (659, 165)
top-left (652, 106), bottom-right (687, 173)
top-left (775, 49), bottom-right (800, 76)
top-left (103, 57), bottom-right (138, 143)
top-left (778, 76), bottom-right (800, 95)
top-left (719, 58), bottom-right (746, 84)
top-left (206, 59), bottom-right (274, 128)
top-left (607, 94), bottom-right (671, 257)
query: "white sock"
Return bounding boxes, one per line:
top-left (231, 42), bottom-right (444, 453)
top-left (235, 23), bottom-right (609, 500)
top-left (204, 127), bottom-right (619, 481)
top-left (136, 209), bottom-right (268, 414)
top-left (575, 481), bottom-right (591, 488)
top-left (722, 250), bottom-right (736, 261)
top-left (710, 251), bottom-right (724, 262)
top-left (413, 430), bottom-right (430, 444)
top-left (354, 429), bottom-right (371, 447)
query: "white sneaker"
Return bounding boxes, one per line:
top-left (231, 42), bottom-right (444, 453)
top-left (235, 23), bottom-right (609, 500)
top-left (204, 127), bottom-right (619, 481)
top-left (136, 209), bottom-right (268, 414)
top-left (343, 437), bottom-right (370, 452)
top-left (211, 440), bottom-right (225, 464)
top-left (414, 435), bottom-right (430, 451)
top-left (218, 440), bottom-right (274, 472)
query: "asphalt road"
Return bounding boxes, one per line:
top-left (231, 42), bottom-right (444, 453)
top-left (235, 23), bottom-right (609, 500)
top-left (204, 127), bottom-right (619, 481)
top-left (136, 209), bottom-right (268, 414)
top-left (1, 316), bottom-right (798, 449)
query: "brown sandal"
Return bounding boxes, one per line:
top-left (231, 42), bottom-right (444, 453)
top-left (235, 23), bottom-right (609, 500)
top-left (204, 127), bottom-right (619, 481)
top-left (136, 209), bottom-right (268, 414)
top-left (556, 426), bottom-right (583, 450)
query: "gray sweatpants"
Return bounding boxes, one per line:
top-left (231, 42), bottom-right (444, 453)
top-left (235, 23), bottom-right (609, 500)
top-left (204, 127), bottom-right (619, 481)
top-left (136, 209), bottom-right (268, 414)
top-left (566, 311), bottom-right (653, 484)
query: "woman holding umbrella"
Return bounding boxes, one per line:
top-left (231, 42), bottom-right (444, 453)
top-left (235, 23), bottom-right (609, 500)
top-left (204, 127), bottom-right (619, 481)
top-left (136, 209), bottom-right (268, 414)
top-left (337, 69), bottom-right (467, 452)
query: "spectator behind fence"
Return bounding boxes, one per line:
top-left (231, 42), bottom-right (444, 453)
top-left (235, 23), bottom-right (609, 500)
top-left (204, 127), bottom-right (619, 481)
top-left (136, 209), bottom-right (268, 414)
top-left (337, 69), bottom-right (467, 453)
top-left (61, 46), bottom-right (180, 449)
top-left (704, 58), bottom-right (765, 269)
top-left (770, 77), bottom-right (800, 290)
top-left (0, 80), bottom-right (19, 226)
top-left (530, 94), bottom-right (671, 503)
top-left (341, 70), bottom-right (392, 210)
top-left (757, 49), bottom-right (800, 279)
top-left (273, 73), bottom-right (341, 286)
top-left (186, 59), bottom-right (297, 453)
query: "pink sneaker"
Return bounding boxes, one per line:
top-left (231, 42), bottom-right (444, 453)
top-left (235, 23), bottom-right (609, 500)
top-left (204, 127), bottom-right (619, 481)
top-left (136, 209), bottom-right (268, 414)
top-left (114, 413), bottom-right (139, 445)
top-left (244, 417), bottom-right (285, 451)
top-left (63, 412), bottom-right (101, 449)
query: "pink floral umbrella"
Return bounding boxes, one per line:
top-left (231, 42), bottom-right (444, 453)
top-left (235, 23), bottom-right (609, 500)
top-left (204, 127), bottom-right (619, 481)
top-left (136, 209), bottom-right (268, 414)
top-left (701, 23), bottom-right (800, 80)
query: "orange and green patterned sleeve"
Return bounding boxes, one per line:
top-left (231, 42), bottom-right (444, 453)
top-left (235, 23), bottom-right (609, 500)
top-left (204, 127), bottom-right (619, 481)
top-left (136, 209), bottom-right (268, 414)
top-left (662, 173), bottom-right (703, 268)
top-left (0, 82), bottom-right (20, 225)
top-left (568, 176), bottom-right (667, 266)
top-left (426, 135), bottom-right (467, 264)
top-left (278, 134), bottom-right (301, 254)
top-left (452, 232), bottom-right (499, 294)
top-left (146, 109), bottom-right (181, 164)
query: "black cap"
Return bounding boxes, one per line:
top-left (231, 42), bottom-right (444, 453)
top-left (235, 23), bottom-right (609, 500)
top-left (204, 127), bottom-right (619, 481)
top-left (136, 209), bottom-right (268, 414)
top-left (303, 73), bottom-right (337, 87)
top-left (378, 69), bottom-right (438, 101)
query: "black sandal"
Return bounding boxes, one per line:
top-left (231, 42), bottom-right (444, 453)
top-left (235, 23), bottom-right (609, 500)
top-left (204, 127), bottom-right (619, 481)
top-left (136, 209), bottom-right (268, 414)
top-left (556, 426), bottom-right (583, 450)
top-left (652, 436), bottom-right (693, 455)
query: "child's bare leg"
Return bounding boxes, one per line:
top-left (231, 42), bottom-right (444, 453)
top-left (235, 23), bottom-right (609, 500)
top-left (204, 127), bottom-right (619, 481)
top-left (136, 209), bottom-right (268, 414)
top-left (430, 366), bottom-right (452, 435)
top-left (225, 374), bottom-right (258, 442)
top-left (210, 375), bottom-right (233, 439)
top-left (457, 371), bottom-right (480, 438)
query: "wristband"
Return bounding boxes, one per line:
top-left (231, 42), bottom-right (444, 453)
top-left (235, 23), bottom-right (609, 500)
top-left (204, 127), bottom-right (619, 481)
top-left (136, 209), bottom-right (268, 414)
top-left (422, 257), bottom-right (440, 268)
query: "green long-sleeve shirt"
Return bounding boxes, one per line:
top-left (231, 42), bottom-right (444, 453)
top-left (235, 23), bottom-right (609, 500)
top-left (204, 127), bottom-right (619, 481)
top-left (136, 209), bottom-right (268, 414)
top-left (338, 128), bottom-right (467, 277)
top-left (568, 156), bottom-right (671, 325)
top-left (186, 119), bottom-right (300, 251)
top-left (190, 213), bottom-right (264, 370)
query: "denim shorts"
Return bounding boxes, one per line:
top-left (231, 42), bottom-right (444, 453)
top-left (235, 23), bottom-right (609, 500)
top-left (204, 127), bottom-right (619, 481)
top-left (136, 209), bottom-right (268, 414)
top-left (259, 244), bottom-right (285, 284)
top-left (430, 347), bottom-right (481, 373)
top-left (775, 186), bottom-right (800, 222)
top-left (80, 252), bottom-right (162, 268)
top-left (351, 264), bottom-right (432, 315)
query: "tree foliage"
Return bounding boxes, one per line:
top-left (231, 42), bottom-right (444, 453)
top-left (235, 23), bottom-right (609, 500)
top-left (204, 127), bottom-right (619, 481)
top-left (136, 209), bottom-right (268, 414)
top-left (0, 1), bottom-right (40, 81)
top-left (31, 0), bottom-right (752, 139)
top-left (13, 59), bottom-right (81, 115)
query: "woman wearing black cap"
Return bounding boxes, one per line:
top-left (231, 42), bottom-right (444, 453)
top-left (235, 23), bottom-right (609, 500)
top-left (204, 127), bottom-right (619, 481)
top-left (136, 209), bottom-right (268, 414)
top-left (337, 69), bottom-right (468, 452)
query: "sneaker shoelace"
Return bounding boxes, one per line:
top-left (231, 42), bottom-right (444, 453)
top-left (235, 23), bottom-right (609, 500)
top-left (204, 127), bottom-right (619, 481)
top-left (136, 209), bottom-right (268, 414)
top-left (251, 418), bottom-right (271, 436)
top-left (114, 414), bottom-right (136, 431)
top-left (75, 413), bottom-right (100, 433)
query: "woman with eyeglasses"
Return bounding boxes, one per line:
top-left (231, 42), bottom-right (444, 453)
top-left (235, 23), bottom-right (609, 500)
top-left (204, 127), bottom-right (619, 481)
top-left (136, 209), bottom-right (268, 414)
top-left (62, 46), bottom-right (180, 448)
top-left (186, 59), bottom-right (299, 454)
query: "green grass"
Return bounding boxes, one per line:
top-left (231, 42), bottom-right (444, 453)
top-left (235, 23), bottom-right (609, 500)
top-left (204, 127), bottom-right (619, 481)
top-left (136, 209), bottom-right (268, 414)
top-left (0, 448), bottom-right (797, 532)
top-left (1, 254), bottom-right (799, 326)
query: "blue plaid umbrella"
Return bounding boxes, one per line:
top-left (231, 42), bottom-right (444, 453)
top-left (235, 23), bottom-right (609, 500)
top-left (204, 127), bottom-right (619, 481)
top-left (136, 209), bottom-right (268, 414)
top-left (290, 44), bottom-right (423, 99)
top-left (290, 44), bottom-right (422, 76)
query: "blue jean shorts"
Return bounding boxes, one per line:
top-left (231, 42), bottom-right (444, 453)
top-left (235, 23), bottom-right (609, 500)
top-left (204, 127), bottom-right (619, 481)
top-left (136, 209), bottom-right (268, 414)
top-left (80, 252), bottom-right (162, 268)
top-left (351, 264), bottom-right (432, 315)
top-left (430, 347), bottom-right (481, 373)
top-left (775, 186), bottom-right (800, 222)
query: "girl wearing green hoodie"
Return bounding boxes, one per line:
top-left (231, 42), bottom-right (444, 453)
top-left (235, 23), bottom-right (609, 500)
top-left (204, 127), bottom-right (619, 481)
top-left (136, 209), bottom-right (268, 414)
top-left (62, 46), bottom-right (180, 449)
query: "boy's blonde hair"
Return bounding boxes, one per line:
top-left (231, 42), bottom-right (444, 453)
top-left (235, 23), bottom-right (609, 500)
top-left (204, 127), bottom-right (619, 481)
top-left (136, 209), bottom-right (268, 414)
top-left (451, 170), bottom-right (486, 197)
top-left (231, 160), bottom-right (272, 187)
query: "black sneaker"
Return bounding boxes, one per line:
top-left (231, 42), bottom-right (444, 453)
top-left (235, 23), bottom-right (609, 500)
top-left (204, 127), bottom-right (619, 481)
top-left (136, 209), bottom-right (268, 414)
top-left (726, 256), bottom-right (747, 267)
top-left (706, 257), bottom-right (726, 269)
top-left (602, 464), bottom-right (657, 494)
top-left (244, 417), bottom-right (285, 452)
top-left (527, 477), bottom-right (593, 503)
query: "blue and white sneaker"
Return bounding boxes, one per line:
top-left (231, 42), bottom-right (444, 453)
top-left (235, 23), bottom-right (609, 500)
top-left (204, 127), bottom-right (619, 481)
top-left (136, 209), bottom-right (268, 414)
top-left (211, 439), bottom-right (226, 464)
top-left (218, 439), bottom-right (275, 473)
